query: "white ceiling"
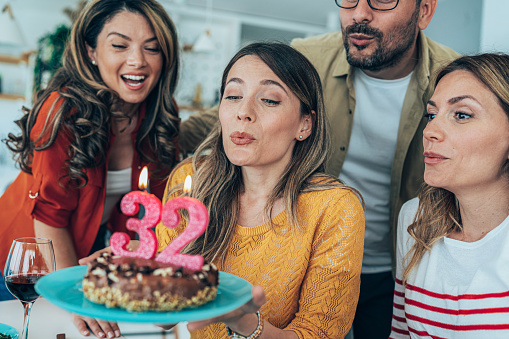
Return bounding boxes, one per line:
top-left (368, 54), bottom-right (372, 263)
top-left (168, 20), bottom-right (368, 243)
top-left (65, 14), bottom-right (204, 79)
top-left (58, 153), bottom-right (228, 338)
top-left (168, 0), bottom-right (340, 27)
top-left (12, 0), bottom-right (339, 28)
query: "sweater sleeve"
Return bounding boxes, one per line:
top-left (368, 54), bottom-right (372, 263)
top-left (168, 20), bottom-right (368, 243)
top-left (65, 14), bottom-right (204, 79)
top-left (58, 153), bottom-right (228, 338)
top-left (29, 92), bottom-right (79, 228)
top-left (390, 198), bottom-right (419, 339)
top-left (285, 189), bottom-right (365, 339)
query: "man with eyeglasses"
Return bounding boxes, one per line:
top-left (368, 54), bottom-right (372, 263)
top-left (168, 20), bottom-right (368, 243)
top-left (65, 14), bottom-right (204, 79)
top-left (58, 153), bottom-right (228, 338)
top-left (292, 1), bottom-right (458, 338)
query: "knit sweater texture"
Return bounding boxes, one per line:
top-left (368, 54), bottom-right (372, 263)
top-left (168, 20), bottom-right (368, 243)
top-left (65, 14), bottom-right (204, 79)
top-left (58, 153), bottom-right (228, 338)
top-left (156, 162), bottom-right (365, 338)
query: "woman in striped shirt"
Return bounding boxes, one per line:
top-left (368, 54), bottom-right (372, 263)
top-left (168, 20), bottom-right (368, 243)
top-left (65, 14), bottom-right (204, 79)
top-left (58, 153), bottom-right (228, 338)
top-left (390, 53), bottom-right (509, 339)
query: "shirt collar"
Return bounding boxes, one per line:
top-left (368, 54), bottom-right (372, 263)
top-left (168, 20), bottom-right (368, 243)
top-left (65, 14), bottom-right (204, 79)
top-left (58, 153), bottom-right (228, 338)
top-left (332, 33), bottom-right (350, 78)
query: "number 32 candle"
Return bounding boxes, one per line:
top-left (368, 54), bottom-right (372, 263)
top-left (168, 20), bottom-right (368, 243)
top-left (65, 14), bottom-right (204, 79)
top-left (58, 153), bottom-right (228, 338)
top-left (111, 171), bottom-right (209, 271)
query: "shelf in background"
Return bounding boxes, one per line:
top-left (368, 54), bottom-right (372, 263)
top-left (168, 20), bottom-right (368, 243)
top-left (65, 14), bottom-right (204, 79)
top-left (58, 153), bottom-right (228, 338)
top-left (0, 52), bottom-right (35, 65)
top-left (0, 93), bottom-right (25, 101)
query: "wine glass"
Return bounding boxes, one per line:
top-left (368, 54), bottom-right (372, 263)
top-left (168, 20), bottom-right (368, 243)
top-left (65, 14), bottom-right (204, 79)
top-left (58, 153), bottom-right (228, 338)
top-left (4, 237), bottom-right (55, 339)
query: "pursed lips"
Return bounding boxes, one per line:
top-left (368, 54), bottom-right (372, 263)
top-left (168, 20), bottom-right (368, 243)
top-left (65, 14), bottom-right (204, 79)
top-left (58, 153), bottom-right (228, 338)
top-left (230, 131), bottom-right (255, 145)
top-left (423, 151), bottom-right (448, 165)
top-left (349, 33), bottom-right (374, 46)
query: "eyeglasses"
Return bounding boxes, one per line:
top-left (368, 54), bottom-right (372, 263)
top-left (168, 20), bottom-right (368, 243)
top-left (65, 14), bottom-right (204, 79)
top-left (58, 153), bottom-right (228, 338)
top-left (335, 0), bottom-right (399, 11)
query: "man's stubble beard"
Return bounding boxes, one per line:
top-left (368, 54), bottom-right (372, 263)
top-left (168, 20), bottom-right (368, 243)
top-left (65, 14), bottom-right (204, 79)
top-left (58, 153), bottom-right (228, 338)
top-left (342, 7), bottom-right (420, 72)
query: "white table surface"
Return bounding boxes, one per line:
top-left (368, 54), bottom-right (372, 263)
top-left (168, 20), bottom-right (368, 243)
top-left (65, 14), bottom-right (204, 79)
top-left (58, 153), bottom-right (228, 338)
top-left (0, 298), bottom-right (191, 339)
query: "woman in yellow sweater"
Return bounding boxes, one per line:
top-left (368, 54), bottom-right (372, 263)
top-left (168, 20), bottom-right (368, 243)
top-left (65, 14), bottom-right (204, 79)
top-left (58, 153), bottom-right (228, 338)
top-left (156, 42), bottom-right (365, 339)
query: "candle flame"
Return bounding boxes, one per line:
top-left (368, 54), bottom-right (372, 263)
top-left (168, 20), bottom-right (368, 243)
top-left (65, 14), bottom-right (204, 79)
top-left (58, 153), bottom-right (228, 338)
top-left (183, 175), bottom-right (192, 194)
top-left (139, 166), bottom-right (148, 190)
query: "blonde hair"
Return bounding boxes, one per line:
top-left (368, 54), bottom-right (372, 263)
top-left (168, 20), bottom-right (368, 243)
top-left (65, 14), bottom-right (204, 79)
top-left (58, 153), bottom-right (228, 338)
top-left (403, 53), bottom-right (509, 283)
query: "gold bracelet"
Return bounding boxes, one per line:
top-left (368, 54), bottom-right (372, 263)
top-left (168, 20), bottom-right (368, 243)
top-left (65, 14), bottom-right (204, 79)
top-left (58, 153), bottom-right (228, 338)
top-left (226, 311), bottom-right (264, 339)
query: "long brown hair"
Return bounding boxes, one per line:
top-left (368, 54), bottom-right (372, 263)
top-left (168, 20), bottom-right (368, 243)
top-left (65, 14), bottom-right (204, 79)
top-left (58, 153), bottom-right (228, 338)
top-left (6, 0), bottom-right (180, 187)
top-left (170, 42), bottom-right (361, 265)
top-left (403, 53), bottom-right (509, 283)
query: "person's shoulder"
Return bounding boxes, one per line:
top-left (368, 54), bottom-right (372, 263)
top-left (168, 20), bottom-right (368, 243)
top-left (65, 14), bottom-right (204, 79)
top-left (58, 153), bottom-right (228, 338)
top-left (423, 34), bottom-right (460, 65)
top-left (291, 31), bottom-right (345, 59)
top-left (302, 180), bottom-right (363, 212)
top-left (168, 158), bottom-right (194, 186)
top-left (298, 183), bottom-right (364, 235)
top-left (396, 198), bottom-right (419, 251)
top-left (38, 91), bottom-right (65, 114)
top-left (399, 198), bottom-right (419, 228)
top-left (31, 91), bottom-right (67, 143)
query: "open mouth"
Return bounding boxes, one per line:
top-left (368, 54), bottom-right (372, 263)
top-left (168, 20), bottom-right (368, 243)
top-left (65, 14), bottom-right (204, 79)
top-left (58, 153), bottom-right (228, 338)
top-left (121, 74), bottom-right (146, 87)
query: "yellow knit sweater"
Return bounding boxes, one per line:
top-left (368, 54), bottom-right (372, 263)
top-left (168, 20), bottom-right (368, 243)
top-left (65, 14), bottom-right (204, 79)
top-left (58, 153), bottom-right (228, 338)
top-left (156, 163), bottom-right (365, 338)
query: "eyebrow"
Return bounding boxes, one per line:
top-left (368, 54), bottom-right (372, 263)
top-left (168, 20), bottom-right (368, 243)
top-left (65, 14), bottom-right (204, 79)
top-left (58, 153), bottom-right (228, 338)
top-left (260, 79), bottom-right (288, 94)
top-left (106, 32), bottom-right (158, 43)
top-left (427, 95), bottom-right (481, 107)
top-left (226, 78), bottom-right (288, 94)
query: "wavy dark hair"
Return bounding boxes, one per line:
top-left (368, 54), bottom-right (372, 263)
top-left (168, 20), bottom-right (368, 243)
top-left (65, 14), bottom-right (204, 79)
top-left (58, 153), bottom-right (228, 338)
top-left (403, 53), bottom-right (509, 283)
top-left (168, 42), bottom-right (361, 264)
top-left (6, 0), bottom-right (180, 188)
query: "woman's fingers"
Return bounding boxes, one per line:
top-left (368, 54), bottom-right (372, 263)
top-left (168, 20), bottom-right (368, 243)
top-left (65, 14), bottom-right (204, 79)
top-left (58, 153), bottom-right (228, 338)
top-left (96, 319), bottom-right (121, 338)
top-left (72, 314), bottom-right (91, 337)
top-left (78, 247), bottom-right (112, 265)
top-left (71, 314), bottom-right (121, 338)
top-left (78, 240), bottom-right (139, 265)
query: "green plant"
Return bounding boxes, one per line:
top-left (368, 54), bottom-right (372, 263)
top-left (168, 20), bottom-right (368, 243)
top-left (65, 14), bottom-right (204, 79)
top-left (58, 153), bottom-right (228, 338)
top-left (32, 24), bottom-right (71, 93)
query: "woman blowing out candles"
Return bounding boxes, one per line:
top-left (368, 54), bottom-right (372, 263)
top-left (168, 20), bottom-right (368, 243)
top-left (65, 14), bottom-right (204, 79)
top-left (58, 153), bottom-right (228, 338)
top-left (390, 53), bottom-right (509, 338)
top-left (156, 42), bottom-right (365, 339)
top-left (0, 0), bottom-right (182, 301)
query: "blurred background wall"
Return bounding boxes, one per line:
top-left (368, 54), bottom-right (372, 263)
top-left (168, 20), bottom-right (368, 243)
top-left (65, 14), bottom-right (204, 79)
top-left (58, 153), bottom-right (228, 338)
top-left (0, 0), bottom-right (506, 193)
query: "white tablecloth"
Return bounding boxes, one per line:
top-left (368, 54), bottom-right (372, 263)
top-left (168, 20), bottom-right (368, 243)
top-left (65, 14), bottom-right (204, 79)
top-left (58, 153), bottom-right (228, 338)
top-left (0, 298), bottom-right (191, 339)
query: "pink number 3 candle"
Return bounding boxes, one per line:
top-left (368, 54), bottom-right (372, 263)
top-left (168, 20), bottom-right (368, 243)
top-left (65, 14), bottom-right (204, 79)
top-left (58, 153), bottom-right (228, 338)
top-left (111, 167), bottom-right (161, 259)
top-left (156, 176), bottom-right (209, 271)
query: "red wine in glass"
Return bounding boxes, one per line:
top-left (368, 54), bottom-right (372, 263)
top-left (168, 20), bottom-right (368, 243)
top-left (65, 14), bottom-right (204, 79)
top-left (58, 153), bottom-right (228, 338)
top-left (4, 274), bottom-right (44, 303)
top-left (4, 237), bottom-right (55, 339)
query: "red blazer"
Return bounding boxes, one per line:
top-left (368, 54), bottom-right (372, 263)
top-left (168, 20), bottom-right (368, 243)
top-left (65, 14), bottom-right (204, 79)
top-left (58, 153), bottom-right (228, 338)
top-left (0, 92), bottom-right (169, 270)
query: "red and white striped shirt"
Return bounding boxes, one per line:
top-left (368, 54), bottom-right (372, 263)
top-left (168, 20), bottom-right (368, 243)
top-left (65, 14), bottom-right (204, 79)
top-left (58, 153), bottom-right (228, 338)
top-left (390, 198), bottom-right (509, 339)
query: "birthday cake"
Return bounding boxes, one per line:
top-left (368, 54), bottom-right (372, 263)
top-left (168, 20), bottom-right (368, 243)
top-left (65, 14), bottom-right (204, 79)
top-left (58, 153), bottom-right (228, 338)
top-left (82, 252), bottom-right (219, 312)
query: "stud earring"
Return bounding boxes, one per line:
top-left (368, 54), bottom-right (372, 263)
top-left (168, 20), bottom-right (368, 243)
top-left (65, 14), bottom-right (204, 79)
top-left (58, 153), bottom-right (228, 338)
top-left (91, 60), bottom-right (96, 65)
top-left (299, 135), bottom-right (303, 139)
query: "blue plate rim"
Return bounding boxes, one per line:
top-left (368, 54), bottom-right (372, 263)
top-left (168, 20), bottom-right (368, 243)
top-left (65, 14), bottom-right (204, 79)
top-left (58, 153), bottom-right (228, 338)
top-left (35, 265), bottom-right (252, 323)
top-left (0, 322), bottom-right (19, 339)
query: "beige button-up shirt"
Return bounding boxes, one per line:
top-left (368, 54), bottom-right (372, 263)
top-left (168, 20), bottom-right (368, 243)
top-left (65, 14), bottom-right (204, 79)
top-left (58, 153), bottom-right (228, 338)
top-left (292, 31), bottom-right (459, 266)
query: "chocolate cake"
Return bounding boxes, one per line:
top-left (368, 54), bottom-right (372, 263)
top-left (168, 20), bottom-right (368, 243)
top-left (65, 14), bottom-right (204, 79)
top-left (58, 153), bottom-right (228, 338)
top-left (82, 252), bottom-right (219, 312)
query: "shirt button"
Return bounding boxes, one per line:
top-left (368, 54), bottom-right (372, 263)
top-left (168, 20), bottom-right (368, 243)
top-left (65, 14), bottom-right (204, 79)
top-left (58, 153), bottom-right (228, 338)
top-left (340, 146), bottom-right (346, 151)
top-left (348, 109), bottom-right (352, 115)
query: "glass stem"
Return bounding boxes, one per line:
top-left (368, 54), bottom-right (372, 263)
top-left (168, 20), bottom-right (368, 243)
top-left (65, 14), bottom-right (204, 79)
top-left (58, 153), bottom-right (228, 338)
top-left (20, 301), bottom-right (34, 339)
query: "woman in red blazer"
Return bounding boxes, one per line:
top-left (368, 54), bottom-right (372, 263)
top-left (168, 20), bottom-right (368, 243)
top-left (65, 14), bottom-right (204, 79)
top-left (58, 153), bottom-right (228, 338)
top-left (0, 0), bottom-right (180, 292)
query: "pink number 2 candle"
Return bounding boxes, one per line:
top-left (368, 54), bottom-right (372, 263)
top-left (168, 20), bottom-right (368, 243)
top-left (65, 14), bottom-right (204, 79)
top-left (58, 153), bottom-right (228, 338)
top-left (156, 176), bottom-right (209, 271)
